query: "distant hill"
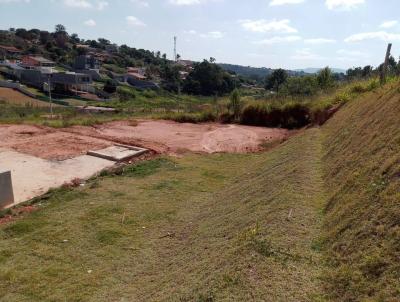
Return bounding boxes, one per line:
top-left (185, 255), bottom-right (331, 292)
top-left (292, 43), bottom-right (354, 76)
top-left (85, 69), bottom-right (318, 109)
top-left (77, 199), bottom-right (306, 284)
top-left (295, 67), bottom-right (347, 74)
top-left (218, 63), bottom-right (273, 80)
top-left (219, 63), bottom-right (310, 80)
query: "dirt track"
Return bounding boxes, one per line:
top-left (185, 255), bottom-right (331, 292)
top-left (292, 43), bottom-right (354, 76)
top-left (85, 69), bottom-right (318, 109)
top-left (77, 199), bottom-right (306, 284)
top-left (0, 120), bottom-right (289, 160)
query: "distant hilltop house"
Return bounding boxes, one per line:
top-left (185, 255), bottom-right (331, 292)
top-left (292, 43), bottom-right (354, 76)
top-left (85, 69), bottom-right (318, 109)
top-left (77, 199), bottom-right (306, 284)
top-left (126, 67), bottom-right (147, 81)
top-left (21, 55), bottom-right (56, 75)
top-left (177, 59), bottom-right (194, 70)
top-left (109, 66), bottom-right (158, 90)
top-left (74, 55), bottom-right (100, 70)
top-left (21, 55), bottom-right (56, 69)
top-left (74, 54), bottom-right (101, 81)
top-left (179, 71), bottom-right (189, 80)
top-left (0, 45), bottom-right (22, 60)
top-left (51, 72), bottom-right (92, 92)
top-left (1, 54), bottom-right (93, 94)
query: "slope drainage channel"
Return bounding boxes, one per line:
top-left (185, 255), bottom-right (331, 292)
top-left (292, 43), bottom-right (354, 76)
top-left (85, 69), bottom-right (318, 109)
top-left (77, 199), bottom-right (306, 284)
top-left (87, 144), bottom-right (148, 162)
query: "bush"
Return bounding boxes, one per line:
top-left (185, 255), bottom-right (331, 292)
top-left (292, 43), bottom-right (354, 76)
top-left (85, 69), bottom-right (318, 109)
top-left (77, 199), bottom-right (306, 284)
top-left (103, 79), bottom-right (117, 93)
top-left (142, 89), bottom-right (157, 99)
top-left (117, 86), bottom-right (136, 101)
top-left (159, 111), bottom-right (216, 124)
top-left (240, 101), bottom-right (310, 129)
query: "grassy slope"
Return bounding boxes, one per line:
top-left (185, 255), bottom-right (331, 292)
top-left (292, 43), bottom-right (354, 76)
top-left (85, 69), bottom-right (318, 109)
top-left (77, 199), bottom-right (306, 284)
top-left (321, 83), bottom-right (400, 301)
top-left (0, 131), bottom-right (326, 301)
top-left (0, 81), bottom-right (399, 301)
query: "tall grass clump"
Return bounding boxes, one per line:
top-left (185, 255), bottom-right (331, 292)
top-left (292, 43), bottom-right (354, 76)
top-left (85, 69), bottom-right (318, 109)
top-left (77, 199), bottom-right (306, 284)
top-left (240, 101), bottom-right (310, 129)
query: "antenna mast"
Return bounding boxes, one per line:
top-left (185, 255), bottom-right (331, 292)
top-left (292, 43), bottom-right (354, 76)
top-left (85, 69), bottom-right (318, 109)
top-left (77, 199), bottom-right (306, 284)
top-left (174, 36), bottom-right (177, 62)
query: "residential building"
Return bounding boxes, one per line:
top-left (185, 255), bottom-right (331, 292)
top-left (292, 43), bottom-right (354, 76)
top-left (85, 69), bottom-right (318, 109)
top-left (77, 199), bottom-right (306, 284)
top-left (127, 67), bottom-right (146, 76)
top-left (0, 45), bottom-right (22, 60)
top-left (51, 72), bottom-right (92, 92)
top-left (126, 72), bottom-right (147, 81)
top-left (74, 55), bottom-right (100, 70)
top-left (177, 59), bottom-right (194, 68)
top-left (21, 56), bottom-right (55, 68)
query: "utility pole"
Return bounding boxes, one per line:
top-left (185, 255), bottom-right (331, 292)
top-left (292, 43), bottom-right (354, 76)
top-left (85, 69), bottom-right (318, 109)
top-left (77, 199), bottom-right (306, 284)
top-left (380, 43), bottom-right (392, 85)
top-left (48, 75), bottom-right (53, 117)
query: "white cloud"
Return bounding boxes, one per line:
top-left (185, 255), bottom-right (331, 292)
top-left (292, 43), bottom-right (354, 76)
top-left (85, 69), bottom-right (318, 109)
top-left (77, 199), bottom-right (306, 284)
top-left (200, 31), bottom-right (224, 39)
top-left (269, 0), bottom-right (304, 6)
top-left (345, 31), bottom-right (400, 42)
top-left (184, 30), bottom-right (197, 34)
top-left (63, 0), bottom-right (108, 10)
top-left (126, 16), bottom-right (146, 27)
top-left (254, 35), bottom-right (302, 44)
top-left (64, 0), bottom-right (92, 8)
top-left (169, 0), bottom-right (201, 5)
top-left (84, 19), bottom-right (96, 26)
top-left (131, 0), bottom-right (149, 7)
top-left (239, 19), bottom-right (297, 33)
top-left (96, 0), bottom-right (108, 10)
top-left (0, 0), bottom-right (30, 3)
top-left (380, 20), bottom-right (398, 29)
top-left (291, 48), bottom-right (324, 60)
top-left (304, 38), bottom-right (336, 44)
top-left (337, 49), bottom-right (369, 57)
top-left (326, 0), bottom-right (365, 10)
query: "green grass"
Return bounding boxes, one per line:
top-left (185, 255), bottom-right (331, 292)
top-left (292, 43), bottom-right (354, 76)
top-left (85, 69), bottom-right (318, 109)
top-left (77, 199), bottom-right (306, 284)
top-left (321, 81), bottom-right (400, 301)
top-left (0, 130), bottom-right (327, 301)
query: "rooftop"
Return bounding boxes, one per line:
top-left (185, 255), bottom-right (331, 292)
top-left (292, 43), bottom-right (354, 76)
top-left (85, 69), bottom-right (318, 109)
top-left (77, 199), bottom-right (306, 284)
top-left (0, 45), bottom-right (22, 53)
top-left (24, 56), bottom-right (55, 64)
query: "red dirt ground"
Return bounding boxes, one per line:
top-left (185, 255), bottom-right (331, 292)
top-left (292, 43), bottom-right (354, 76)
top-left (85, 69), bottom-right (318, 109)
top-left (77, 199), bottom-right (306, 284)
top-left (0, 120), bottom-right (290, 160)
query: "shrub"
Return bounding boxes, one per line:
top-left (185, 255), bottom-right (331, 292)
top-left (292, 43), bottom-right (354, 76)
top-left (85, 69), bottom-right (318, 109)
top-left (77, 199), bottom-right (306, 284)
top-left (240, 101), bottom-right (310, 129)
top-left (142, 89), bottom-right (157, 99)
top-left (117, 86), bottom-right (136, 101)
top-left (170, 111), bottom-right (216, 123)
top-left (229, 88), bottom-right (242, 119)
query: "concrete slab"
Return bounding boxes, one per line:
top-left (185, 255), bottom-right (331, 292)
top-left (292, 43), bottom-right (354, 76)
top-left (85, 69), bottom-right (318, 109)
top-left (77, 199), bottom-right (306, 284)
top-left (0, 149), bottom-right (115, 206)
top-left (0, 170), bottom-right (14, 209)
top-left (87, 144), bottom-right (147, 162)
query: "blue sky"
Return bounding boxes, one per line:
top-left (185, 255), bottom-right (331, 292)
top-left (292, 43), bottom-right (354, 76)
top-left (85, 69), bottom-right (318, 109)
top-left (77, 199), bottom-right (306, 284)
top-left (1, 0), bottom-right (400, 69)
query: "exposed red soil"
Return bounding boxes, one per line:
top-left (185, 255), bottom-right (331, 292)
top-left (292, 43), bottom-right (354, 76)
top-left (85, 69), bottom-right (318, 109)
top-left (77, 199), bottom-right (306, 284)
top-left (0, 205), bottom-right (37, 225)
top-left (0, 120), bottom-right (290, 160)
top-left (0, 124), bottom-right (112, 160)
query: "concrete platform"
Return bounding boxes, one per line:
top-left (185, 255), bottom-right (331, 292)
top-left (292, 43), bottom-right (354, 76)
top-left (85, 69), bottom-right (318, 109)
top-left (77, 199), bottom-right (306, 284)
top-left (87, 144), bottom-right (148, 162)
top-left (0, 149), bottom-right (115, 207)
top-left (0, 170), bottom-right (14, 209)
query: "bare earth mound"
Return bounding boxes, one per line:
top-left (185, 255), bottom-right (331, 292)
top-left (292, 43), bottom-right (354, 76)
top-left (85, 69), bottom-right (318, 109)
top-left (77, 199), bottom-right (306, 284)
top-left (0, 120), bottom-right (289, 159)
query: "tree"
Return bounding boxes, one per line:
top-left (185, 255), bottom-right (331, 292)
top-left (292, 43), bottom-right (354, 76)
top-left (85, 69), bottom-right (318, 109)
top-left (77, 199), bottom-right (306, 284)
top-left (103, 79), bottom-right (117, 93)
top-left (281, 76), bottom-right (318, 96)
top-left (183, 59), bottom-right (236, 96)
top-left (317, 67), bottom-right (334, 89)
top-left (362, 65), bottom-right (373, 78)
top-left (70, 33), bottom-right (80, 43)
top-left (265, 69), bottom-right (288, 93)
top-left (55, 24), bottom-right (66, 33)
top-left (229, 88), bottom-right (242, 119)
